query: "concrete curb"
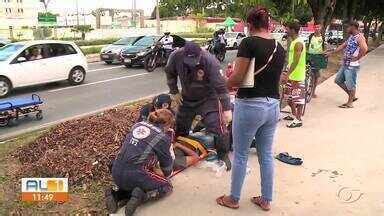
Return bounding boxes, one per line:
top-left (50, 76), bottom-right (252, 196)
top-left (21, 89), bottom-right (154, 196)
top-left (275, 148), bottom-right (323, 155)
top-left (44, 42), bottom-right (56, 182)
top-left (0, 92), bottom-right (166, 142)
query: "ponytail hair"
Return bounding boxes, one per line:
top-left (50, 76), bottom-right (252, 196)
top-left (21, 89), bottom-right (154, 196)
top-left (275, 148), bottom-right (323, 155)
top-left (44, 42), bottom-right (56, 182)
top-left (148, 109), bottom-right (175, 129)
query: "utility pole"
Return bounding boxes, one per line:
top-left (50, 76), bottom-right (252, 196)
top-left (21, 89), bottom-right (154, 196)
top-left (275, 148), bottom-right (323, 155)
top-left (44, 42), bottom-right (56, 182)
top-left (76, 0), bottom-right (80, 27)
top-left (133, 0), bottom-right (137, 27)
top-left (156, 0), bottom-right (160, 34)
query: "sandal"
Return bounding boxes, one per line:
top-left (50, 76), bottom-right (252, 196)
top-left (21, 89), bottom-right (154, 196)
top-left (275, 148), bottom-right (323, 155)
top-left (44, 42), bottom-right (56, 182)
top-left (353, 98), bottom-right (358, 102)
top-left (338, 104), bottom-right (353, 109)
top-left (251, 196), bottom-right (271, 211)
top-left (275, 152), bottom-right (303, 165)
top-left (286, 120), bottom-right (302, 128)
top-left (216, 195), bottom-right (239, 209)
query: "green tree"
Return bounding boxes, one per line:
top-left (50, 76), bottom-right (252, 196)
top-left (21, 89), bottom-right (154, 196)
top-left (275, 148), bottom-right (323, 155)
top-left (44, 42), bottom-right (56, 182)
top-left (71, 25), bottom-right (94, 40)
top-left (307, 0), bottom-right (337, 34)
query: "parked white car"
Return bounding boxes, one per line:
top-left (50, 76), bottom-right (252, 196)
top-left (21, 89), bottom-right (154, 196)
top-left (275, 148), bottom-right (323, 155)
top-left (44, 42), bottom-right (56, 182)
top-left (225, 32), bottom-right (246, 49)
top-left (0, 40), bottom-right (88, 97)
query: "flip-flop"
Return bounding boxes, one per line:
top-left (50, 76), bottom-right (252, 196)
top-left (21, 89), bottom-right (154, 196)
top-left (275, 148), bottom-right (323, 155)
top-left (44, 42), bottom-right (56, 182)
top-left (338, 104), bottom-right (353, 108)
top-left (275, 152), bottom-right (303, 165)
top-left (216, 195), bottom-right (239, 209)
top-left (353, 98), bottom-right (358, 102)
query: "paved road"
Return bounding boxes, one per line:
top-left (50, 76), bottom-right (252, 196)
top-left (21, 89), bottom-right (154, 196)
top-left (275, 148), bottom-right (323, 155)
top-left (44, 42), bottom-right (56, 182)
top-left (0, 51), bottom-right (237, 140)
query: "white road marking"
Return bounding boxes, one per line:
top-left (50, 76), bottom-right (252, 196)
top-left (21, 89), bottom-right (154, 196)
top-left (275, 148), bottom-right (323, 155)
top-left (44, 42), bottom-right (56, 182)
top-left (88, 65), bottom-right (125, 73)
top-left (47, 73), bottom-right (148, 93)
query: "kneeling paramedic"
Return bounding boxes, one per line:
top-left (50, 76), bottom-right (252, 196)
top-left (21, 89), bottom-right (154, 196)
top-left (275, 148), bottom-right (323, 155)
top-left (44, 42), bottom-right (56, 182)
top-left (105, 109), bottom-right (175, 216)
top-left (165, 41), bottom-right (232, 170)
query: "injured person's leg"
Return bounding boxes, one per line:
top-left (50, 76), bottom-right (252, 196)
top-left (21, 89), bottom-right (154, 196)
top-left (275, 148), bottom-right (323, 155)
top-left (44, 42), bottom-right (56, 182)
top-left (173, 142), bottom-right (200, 171)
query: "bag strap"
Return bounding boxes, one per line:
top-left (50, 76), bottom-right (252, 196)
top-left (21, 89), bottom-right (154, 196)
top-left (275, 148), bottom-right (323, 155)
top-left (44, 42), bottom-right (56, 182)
top-left (254, 40), bottom-right (278, 74)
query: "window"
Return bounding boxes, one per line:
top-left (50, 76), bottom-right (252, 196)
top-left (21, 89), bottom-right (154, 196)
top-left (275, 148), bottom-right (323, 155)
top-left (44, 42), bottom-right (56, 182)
top-left (46, 43), bottom-right (77, 57)
top-left (133, 36), bottom-right (159, 47)
top-left (0, 44), bottom-right (24, 61)
top-left (22, 45), bottom-right (45, 61)
top-left (18, 8), bottom-right (23, 13)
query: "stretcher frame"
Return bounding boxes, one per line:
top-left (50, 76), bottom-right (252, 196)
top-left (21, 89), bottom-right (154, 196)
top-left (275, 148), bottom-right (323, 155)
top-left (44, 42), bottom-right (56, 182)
top-left (0, 94), bottom-right (43, 126)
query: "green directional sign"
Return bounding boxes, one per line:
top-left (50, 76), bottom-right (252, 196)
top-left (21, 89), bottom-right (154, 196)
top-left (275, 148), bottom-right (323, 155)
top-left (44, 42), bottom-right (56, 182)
top-left (38, 12), bottom-right (57, 26)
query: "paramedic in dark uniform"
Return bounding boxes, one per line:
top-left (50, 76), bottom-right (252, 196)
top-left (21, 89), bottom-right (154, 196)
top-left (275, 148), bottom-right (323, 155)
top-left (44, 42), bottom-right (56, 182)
top-left (137, 94), bottom-right (173, 122)
top-left (105, 109), bottom-right (175, 216)
top-left (165, 41), bottom-right (232, 170)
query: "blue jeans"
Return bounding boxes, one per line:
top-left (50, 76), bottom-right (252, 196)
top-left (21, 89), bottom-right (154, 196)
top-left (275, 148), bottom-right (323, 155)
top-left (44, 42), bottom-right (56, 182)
top-left (230, 97), bottom-right (279, 202)
top-left (334, 65), bottom-right (360, 90)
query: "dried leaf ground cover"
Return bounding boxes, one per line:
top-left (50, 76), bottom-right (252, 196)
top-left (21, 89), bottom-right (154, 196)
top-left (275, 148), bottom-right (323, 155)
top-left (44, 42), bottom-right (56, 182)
top-left (12, 102), bottom-right (145, 186)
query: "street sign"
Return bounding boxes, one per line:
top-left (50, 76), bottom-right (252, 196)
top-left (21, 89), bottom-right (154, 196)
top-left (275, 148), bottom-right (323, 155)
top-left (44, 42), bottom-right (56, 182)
top-left (38, 13), bottom-right (57, 26)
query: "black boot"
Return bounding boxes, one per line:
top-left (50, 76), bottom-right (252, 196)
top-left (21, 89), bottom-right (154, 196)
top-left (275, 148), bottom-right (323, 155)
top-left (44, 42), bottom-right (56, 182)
top-left (105, 187), bottom-right (118, 214)
top-left (125, 187), bottom-right (145, 216)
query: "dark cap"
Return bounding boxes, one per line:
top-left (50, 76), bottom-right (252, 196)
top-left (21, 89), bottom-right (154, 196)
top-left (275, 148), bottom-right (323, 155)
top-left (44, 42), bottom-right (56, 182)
top-left (183, 41), bottom-right (202, 66)
top-left (153, 94), bottom-right (172, 109)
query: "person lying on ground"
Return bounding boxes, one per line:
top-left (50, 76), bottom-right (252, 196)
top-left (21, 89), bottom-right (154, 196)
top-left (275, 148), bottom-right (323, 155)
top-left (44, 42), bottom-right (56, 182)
top-left (173, 142), bottom-right (201, 171)
top-left (137, 94), bottom-right (172, 122)
top-left (105, 109), bottom-right (175, 216)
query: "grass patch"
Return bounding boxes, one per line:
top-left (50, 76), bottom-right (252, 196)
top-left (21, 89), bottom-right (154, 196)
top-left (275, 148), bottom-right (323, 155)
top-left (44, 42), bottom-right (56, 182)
top-left (0, 128), bottom-right (50, 215)
top-left (81, 46), bottom-right (102, 55)
top-left (74, 38), bottom-right (119, 47)
top-left (0, 129), bottom-right (49, 158)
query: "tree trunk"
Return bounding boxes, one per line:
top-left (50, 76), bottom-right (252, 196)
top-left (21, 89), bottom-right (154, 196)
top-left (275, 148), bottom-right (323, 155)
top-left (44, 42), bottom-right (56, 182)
top-left (308, 0), bottom-right (337, 34)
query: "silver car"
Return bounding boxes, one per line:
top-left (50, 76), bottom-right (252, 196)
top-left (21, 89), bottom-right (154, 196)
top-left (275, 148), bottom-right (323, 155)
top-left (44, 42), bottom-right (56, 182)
top-left (0, 38), bottom-right (10, 48)
top-left (100, 36), bottom-right (143, 64)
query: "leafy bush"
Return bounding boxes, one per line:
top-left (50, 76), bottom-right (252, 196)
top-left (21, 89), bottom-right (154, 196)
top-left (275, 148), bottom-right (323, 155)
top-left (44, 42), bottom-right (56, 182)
top-left (74, 38), bottom-right (119, 47)
top-left (33, 27), bottom-right (53, 40)
top-left (177, 32), bottom-right (212, 38)
top-left (81, 46), bottom-right (102, 55)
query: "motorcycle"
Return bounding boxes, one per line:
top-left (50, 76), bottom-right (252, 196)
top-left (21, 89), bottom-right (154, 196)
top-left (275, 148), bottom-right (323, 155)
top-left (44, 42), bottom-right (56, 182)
top-left (206, 39), bottom-right (226, 62)
top-left (144, 43), bottom-right (171, 72)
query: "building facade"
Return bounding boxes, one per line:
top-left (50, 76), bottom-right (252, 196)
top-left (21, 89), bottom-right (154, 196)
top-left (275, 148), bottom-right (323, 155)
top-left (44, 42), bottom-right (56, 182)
top-left (0, 0), bottom-right (40, 29)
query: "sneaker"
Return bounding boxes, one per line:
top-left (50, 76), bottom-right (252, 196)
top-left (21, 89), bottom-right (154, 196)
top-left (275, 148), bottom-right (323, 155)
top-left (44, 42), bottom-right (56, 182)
top-left (125, 187), bottom-right (145, 216)
top-left (283, 115), bottom-right (294, 121)
top-left (105, 188), bottom-right (118, 214)
top-left (287, 119), bottom-right (302, 128)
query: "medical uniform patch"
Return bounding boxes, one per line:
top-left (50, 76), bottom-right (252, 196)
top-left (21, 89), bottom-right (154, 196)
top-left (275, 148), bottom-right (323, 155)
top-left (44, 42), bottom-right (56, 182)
top-left (132, 126), bottom-right (151, 139)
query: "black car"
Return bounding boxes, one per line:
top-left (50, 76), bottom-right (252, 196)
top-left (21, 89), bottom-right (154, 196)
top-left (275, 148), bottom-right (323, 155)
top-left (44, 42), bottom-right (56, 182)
top-left (100, 36), bottom-right (143, 64)
top-left (121, 34), bottom-right (186, 68)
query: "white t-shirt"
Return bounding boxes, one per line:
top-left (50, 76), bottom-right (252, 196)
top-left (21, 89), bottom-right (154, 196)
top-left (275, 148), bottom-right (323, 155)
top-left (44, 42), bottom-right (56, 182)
top-left (160, 36), bottom-right (173, 50)
top-left (350, 48), bottom-right (360, 66)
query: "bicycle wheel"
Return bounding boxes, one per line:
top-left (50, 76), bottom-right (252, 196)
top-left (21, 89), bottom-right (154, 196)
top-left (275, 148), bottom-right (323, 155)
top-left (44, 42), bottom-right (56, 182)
top-left (302, 95), bottom-right (308, 116)
top-left (305, 66), bottom-right (315, 103)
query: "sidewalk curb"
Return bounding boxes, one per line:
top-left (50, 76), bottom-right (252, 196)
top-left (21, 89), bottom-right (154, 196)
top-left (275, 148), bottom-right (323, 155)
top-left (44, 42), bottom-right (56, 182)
top-left (0, 92), bottom-right (166, 142)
